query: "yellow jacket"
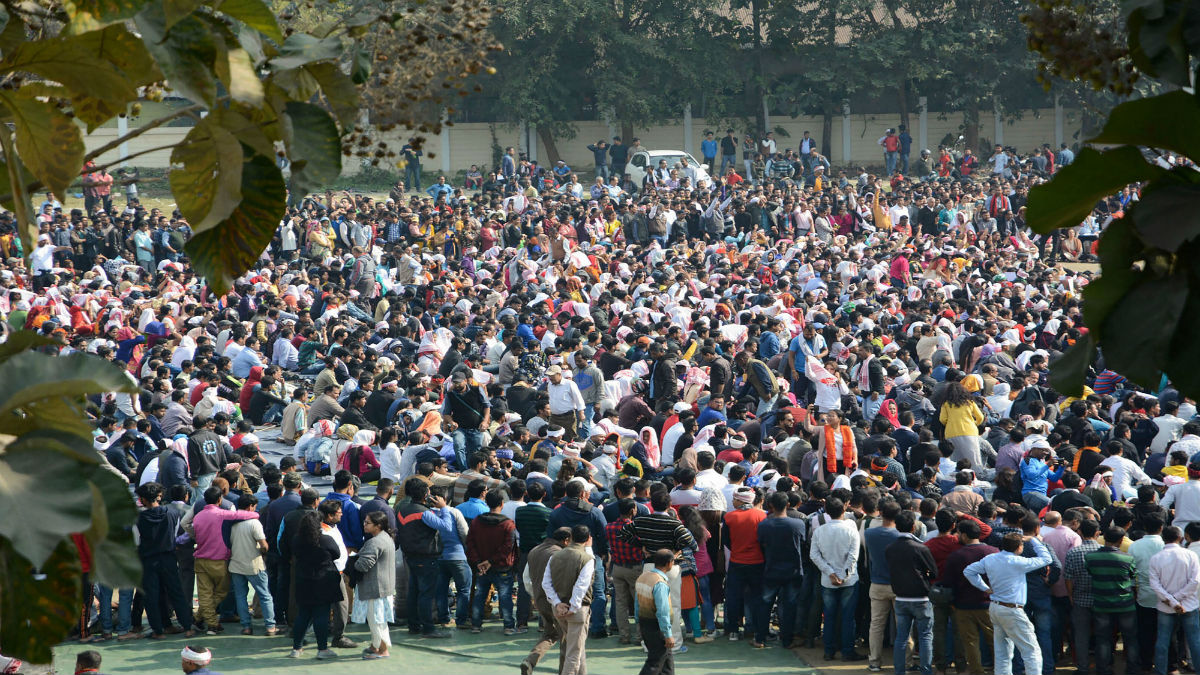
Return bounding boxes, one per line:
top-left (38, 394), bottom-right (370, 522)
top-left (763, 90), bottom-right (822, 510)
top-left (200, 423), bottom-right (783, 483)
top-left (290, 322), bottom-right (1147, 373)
top-left (939, 401), bottom-right (984, 438)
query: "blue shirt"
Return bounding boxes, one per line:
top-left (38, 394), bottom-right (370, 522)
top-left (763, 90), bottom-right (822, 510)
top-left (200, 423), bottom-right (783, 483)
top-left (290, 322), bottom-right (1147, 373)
top-left (963, 538), bottom-right (1052, 605)
top-left (700, 139), bottom-right (718, 159)
top-left (1019, 457), bottom-right (1064, 496)
top-left (422, 507), bottom-right (467, 561)
top-left (758, 332), bottom-right (781, 361)
top-left (323, 492), bottom-right (363, 549)
top-left (862, 526), bottom-right (904, 584)
top-left (696, 407), bottom-right (727, 429)
top-left (456, 497), bottom-right (488, 522)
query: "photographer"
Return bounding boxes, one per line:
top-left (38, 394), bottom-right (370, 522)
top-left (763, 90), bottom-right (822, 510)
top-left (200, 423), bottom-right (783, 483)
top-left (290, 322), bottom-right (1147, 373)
top-left (1019, 439), bottom-right (1065, 512)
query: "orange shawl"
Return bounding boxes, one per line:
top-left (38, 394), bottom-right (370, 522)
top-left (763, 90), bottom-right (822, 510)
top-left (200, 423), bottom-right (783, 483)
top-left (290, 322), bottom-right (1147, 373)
top-left (824, 424), bottom-right (855, 473)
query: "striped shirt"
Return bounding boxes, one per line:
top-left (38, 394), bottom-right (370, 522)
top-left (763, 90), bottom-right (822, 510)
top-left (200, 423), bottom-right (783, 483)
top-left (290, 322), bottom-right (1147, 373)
top-left (620, 512), bottom-right (696, 555)
top-left (1084, 546), bottom-right (1137, 613)
top-left (513, 502), bottom-right (553, 554)
top-left (1063, 540), bottom-right (1101, 608)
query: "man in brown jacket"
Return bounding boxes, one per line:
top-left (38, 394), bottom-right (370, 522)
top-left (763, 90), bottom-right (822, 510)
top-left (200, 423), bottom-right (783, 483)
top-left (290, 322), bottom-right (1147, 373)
top-left (541, 526), bottom-right (595, 675)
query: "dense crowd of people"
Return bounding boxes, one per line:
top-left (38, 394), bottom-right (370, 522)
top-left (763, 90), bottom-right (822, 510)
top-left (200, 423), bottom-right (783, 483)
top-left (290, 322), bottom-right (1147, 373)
top-left (12, 128), bottom-right (1200, 675)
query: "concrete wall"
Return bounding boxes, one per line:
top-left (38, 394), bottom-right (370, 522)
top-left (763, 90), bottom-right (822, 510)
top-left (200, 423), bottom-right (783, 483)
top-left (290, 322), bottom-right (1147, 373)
top-left (83, 108), bottom-right (1082, 178)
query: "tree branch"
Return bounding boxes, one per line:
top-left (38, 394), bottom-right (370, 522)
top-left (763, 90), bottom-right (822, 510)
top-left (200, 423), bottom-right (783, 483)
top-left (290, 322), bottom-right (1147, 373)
top-left (83, 104), bottom-right (204, 164)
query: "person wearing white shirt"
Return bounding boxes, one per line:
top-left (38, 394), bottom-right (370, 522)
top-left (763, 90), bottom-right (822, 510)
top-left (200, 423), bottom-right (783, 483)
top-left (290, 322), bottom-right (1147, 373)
top-left (694, 454), bottom-right (726, 493)
top-left (1150, 404), bottom-right (1187, 454)
top-left (591, 445), bottom-right (619, 491)
top-left (1099, 443), bottom-right (1151, 498)
top-left (546, 365), bottom-right (585, 440)
top-left (378, 440), bottom-right (404, 482)
top-left (1162, 475), bottom-right (1200, 531)
top-left (541, 530), bottom-right (596, 675)
top-left (1148, 526), bottom-right (1200, 675)
top-left (809, 497), bottom-right (864, 660)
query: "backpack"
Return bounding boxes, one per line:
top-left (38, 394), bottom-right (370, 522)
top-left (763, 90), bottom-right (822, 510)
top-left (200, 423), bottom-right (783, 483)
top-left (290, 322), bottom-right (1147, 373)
top-left (799, 449), bottom-right (821, 484)
top-left (801, 511), bottom-right (828, 565)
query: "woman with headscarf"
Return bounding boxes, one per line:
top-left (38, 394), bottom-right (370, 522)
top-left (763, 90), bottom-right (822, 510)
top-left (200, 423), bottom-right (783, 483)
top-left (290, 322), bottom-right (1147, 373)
top-left (629, 426), bottom-right (661, 473)
top-left (339, 429), bottom-right (381, 482)
top-left (1084, 468), bottom-right (1115, 510)
top-left (298, 420), bottom-right (337, 476)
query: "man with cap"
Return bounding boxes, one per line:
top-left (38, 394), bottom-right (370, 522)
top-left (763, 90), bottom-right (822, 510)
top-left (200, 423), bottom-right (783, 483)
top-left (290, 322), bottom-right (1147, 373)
top-left (365, 378), bottom-right (399, 430)
top-left (443, 370), bottom-right (491, 471)
top-left (574, 347), bottom-right (605, 440)
top-left (546, 365), bottom-right (586, 442)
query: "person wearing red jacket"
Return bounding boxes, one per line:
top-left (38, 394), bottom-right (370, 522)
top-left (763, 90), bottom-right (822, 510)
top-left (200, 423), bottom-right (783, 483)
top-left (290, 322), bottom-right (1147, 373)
top-left (465, 491), bottom-right (521, 634)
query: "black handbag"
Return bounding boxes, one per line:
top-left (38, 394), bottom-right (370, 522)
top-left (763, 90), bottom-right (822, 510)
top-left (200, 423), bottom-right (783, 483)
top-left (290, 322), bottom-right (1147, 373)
top-left (930, 583), bottom-right (954, 605)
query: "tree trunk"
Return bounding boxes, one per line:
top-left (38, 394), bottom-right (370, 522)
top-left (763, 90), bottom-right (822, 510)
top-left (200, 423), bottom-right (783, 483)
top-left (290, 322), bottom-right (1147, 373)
top-left (821, 104), bottom-right (834, 159)
top-left (752, 0), bottom-right (767, 134)
top-left (963, 103), bottom-right (980, 154)
top-left (896, 81), bottom-right (910, 130)
top-left (621, 121), bottom-right (634, 146)
top-left (537, 124), bottom-right (562, 165)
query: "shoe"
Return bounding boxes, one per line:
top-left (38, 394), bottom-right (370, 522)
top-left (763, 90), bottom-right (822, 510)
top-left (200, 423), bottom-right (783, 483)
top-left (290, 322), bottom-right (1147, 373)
top-left (672, 644), bottom-right (688, 654)
top-left (421, 631), bottom-right (450, 639)
top-left (183, 630), bottom-right (198, 638)
top-left (333, 637), bottom-right (357, 648)
top-left (869, 665), bottom-right (884, 672)
top-left (504, 627), bottom-right (528, 636)
top-left (363, 653), bottom-right (390, 660)
top-left (315, 649), bottom-right (338, 660)
top-left (117, 632), bottom-right (142, 641)
top-left (265, 627), bottom-right (278, 636)
top-left (148, 633), bottom-right (167, 640)
top-left (692, 635), bottom-right (714, 644)
top-left (470, 627), bottom-right (482, 634)
top-left (844, 652), bottom-right (869, 662)
top-left (727, 631), bottom-right (741, 641)
top-left (824, 653), bottom-right (837, 661)
top-left (589, 630), bottom-right (609, 640)
top-left (287, 649), bottom-right (303, 659)
top-left (750, 641), bottom-right (766, 649)
top-left (164, 625), bottom-right (184, 635)
top-left (618, 636), bottom-right (632, 645)
top-left (205, 626), bottom-right (224, 636)
top-left (241, 628), bottom-right (254, 636)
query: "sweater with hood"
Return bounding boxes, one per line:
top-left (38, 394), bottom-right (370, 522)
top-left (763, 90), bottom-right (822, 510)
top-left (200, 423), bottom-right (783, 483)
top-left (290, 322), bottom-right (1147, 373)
top-left (137, 504), bottom-right (183, 556)
top-left (547, 497), bottom-right (609, 556)
top-left (465, 512), bottom-right (517, 569)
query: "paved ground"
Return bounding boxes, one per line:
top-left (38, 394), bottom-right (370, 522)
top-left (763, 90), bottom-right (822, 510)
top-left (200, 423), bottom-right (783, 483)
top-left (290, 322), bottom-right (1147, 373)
top-left (52, 630), bottom-right (829, 674)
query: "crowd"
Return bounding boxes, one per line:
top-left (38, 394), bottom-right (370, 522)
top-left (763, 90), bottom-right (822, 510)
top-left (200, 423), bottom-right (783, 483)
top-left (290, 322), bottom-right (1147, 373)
top-left (10, 126), bottom-right (1200, 675)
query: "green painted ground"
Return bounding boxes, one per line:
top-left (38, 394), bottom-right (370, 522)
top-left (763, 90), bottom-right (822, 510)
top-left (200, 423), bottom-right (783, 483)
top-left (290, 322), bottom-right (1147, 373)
top-left (53, 628), bottom-right (823, 674)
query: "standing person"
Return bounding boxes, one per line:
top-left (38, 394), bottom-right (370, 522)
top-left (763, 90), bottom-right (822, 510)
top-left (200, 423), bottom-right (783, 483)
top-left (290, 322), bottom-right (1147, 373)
top-left (757, 491), bottom-right (805, 650)
top-left (1130, 514), bottom-right (1166, 668)
top-left (722, 486), bottom-right (767, 645)
top-left (135, 482), bottom-right (196, 639)
top-left (941, 519), bottom-right (997, 675)
top-left (810, 497), bottom-right (867, 661)
top-left (288, 511), bottom-right (343, 660)
top-left (587, 140), bottom-right (609, 180)
top-left (863, 501), bottom-right (904, 670)
top-left (1148, 526), bottom-right (1200, 675)
top-left (521, 528), bottom-right (571, 675)
top-left (466, 491), bottom-right (521, 634)
top-left (395, 478), bottom-right (449, 639)
top-left (1064, 518), bottom-right (1103, 675)
top-left (700, 131), bottom-right (717, 172)
top-left (607, 498), bottom-right (645, 645)
top-left (963, 533), bottom-right (1053, 675)
top-left (636, 549), bottom-right (678, 675)
top-left (402, 138), bottom-right (422, 193)
top-left (898, 125), bottom-right (913, 174)
top-left (354, 511), bottom-right (396, 660)
top-left (886, 511), bottom-right (938, 675)
top-left (228, 494), bottom-right (275, 636)
top-left (546, 365), bottom-right (585, 441)
top-left (542, 525), bottom-right (597, 675)
top-left (939, 382), bottom-right (986, 472)
top-left (187, 487), bottom-right (260, 635)
top-left (879, 128), bottom-right (900, 176)
top-left (719, 129), bottom-right (737, 174)
top-left (1085, 526), bottom-right (1142, 675)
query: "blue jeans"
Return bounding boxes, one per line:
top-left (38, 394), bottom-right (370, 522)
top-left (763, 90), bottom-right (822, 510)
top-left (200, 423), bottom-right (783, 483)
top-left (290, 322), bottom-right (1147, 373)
top-left (895, 600), bottom-right (934, 675)
top-left (262, 402), bottom-right (284, 425)
top-left (590, 554), bottom-right (608, 635)
top-left (885, 151), bottom-right (898, 175)
top-left (406, 557), bottom-right (439, 634)
top-left (191, 472), bottom-right (215, 505)
top-left (761, 578), bottom-right (801, 644)
top-left (232, 569), bottom-right (276, 629)
top-left (1157, 609), bottom-right (1200, 675)
top-left (698, 575), bottom-right (715, 632)
top-left (725, 562), bottom-right (765, 637)
top-left (1018, 598), bottom-right (1054, 675)
top-left (822, 584), bottom-right (859, 657)
top-left (472, 568), bottom-right (515, 629)
top-left (437, 559), bottom-right (473, 626)
top-left (1094, 610), bottom-right (1140, 675)
top-left (97, 586), bottom-right (133, 634)
top-left (720, 154), bottom-right (736, 173)
top-left (451, 429), bottom-right (483, 471)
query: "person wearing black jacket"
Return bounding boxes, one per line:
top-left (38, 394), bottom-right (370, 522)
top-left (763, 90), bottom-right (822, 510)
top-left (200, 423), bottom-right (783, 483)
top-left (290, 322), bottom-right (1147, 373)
top-left (276, 488), bottom-right (320, 626)
top-left (265, 475), bottom-right (305, 626)
top-left (396, 478), bottom-right (447, 638)
top-left (187, 416), bottom-right (228, 502)
top-left (135, 482), bottom-right (196, 639)
top-left (702, 346), bottom-right (732, 400)
top-left (885, 511), bottom-right (937, 675)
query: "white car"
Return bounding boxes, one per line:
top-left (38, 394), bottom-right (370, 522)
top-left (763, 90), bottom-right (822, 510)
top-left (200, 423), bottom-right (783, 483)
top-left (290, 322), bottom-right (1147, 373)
top-left (624, 150), bottom-right (712, 189)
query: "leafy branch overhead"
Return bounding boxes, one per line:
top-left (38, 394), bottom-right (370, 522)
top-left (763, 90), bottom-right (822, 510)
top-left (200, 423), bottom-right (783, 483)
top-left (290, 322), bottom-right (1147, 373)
top-left (0, 0), bottom-right (499, 295)
top-left (1022, 0), bottom-right (1200, 400)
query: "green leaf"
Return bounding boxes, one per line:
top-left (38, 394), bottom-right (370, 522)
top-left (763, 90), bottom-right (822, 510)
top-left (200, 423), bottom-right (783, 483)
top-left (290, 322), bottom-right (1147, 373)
top-left (269, 33), bottom-right (342, 70)
top-left (1125, 181), bottom-right (1200, 251)
top-left (269, 66), bottom-right (318, 101)
top-left (221, 46), bottom-right (265, 106)
top-left (169, 117), bottom-right (245, 231)
top-left (0, 351), bottom-right (137, 423)
top-left (1100, 273), bottom-right (1189, 388)
top-left (136, 6), bottom-right (219, 106)
top-left (63, 0), bottom-right (152, 34)
top-left (185, 149), bottom-right (286, 295)
top-left (0, 331), bottom-right (56, 364)
top-left (163, 0), bottom-right (201, 32)
top-left (1048, 334), bottom-right (1095, 398)
top-left (0, 439), bottom-right (96, 567)
top-left (351, 43), bottom-right (371, 85)
top-left (0, 154), bottom-right (38, 214)
top-left (1089, 91), bottom-right (1200, 161)
top-left (1025, 146), bottom-right (1166, 235)
top-left (1167, 281), bottom-right (1200, 399)
top-left (1096, 217), bottom-right (1144, 270)
top-left (207, 107), bottom-right (275, 160)
top-left (0, 8), bottom-right (24, 57)
top-left (0, 539), bottom-right (81, 664)
top-left (212, 0), bottom-right (283, 43)
top-left (0, 95), bottom-right (84, 201)
top-left (306, 62), bottom-right (359, 129)
top-left (1081, 267), bottom-right (1139, 337)
top-left (83, 465), bottom-right (141, 589)
top-left (1127, 1), bottom-right (1191, 87)
top-left (284, 101), bottom-right (342, 199)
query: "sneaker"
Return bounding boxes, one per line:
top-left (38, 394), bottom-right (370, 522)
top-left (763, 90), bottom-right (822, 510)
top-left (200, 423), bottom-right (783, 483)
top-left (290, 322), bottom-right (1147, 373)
top-left (692, 635), bottom-right (714, 644)
top-left (470, 627), bottom-right (482, 634)
top-left (504, 627), bottom-right (528, 636)
top-left (727, 631), bottom-right (741, 641)
top-left (315, 649), bottom-right (338, 660)
top-left (287, 649), bottom-right (303, 659)
top-left (333, 637), bottom-right (358, 649)
top-left (672, 644), bottom-right (688, 654)
top-left (869, 665), bottom-right (884, 672)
